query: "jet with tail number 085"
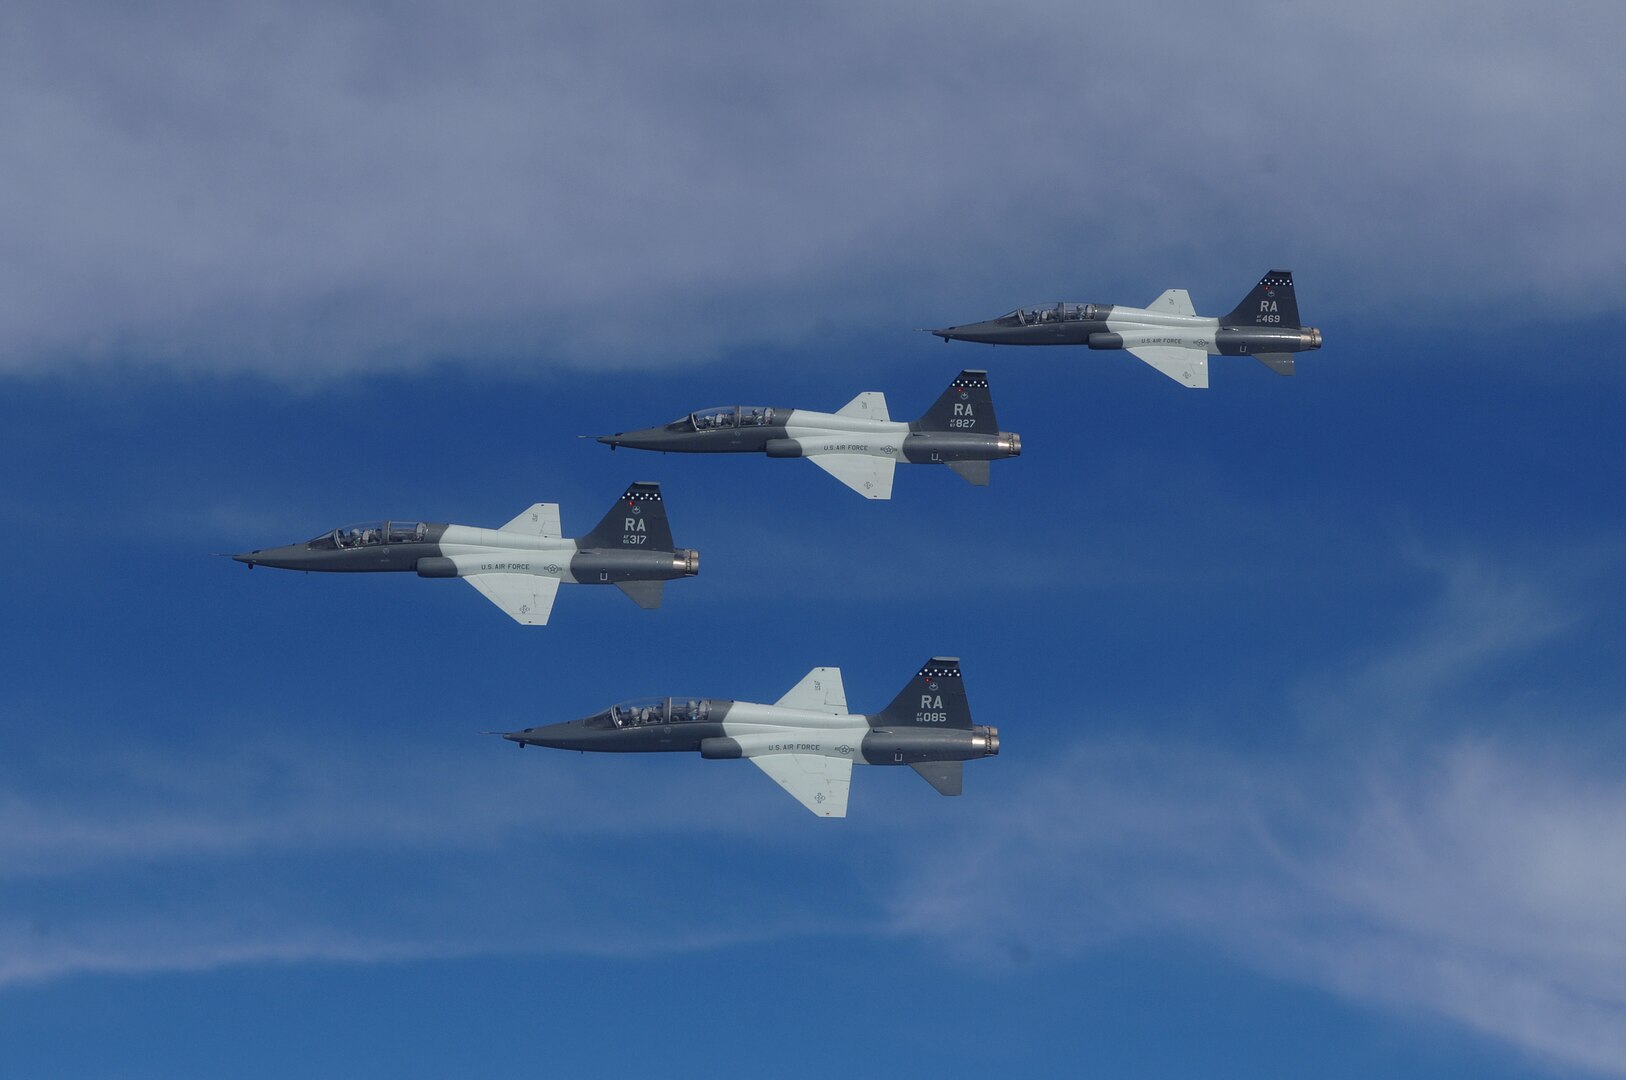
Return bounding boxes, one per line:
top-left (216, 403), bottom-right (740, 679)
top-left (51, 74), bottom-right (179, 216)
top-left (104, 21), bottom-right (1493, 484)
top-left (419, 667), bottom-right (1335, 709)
top-left (230, 482), bottom-right (697, 625)
top-left (500, 657), bottom-right (999, 817)
top-left (932, 269), bottom-right (1322, 388)
top-left (596, 370), bottom-right (1020, 499)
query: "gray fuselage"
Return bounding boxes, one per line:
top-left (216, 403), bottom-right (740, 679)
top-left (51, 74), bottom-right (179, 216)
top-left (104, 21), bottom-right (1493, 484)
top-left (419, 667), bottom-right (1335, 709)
top-left (597, 406), bottom-right (1019, 465)
top-left (506, 697), bottom-right (999, 767)
top-left (933, 303), bottom-right (1322, 356)
top-left (233, 522), bottom-right (697, 586)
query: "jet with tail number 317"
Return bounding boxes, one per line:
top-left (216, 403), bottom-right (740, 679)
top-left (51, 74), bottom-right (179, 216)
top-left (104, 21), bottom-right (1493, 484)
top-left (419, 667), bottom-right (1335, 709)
top-left (231, 482), bottom-right (698, 625)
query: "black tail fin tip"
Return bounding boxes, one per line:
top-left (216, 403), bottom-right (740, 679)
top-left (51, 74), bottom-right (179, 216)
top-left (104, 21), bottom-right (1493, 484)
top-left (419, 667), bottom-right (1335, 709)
top-left (1223, 269), bottom-right (1300, 329)
top-left (581, 481), bottom-right (674, 551)
top-left (878, 656), bottom-right (973, 730)
top-left (913, 370), bottom-right (998, 433)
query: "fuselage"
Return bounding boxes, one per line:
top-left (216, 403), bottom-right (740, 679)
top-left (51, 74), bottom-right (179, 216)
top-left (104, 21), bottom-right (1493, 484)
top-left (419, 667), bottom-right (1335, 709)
top-left (933, 302), bottom-right (1322, 357)
top-left (598, 406), bottom-right (1020, 465)
top-left (506, 697), bottom-right (999, 766)
top-left (233, 522), bottom-right (697, 585)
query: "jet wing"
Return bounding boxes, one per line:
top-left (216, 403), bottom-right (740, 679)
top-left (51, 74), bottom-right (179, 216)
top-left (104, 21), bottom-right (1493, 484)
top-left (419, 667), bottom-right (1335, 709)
top-left (1127, 345), bottom-right (1210, 389)
top-left (775, 666), bottom-right (848, 714)
top-left (500, 503), bottom-right (562, 538)
top-left (808, 454), bottom-right (895, 499)
top-left (835, 391), bottom-right (889, 421)
top-left (751, 754), bottom-right (853, 817)
top-left (1147, 288), bottom-right (1196, 316)
top-left (465, 573), bottom-right (561, 625)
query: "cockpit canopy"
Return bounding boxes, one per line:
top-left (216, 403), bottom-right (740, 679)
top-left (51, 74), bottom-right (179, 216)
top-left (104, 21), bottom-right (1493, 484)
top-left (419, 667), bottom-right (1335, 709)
top-left (668, 406), bottom-right (777, 432)
top-left (586, 697), bottom-right (715, 728)
top-left (311, 521), bottom-right (430, 549)
top-left (994, 302), bottom-right (1102, 327)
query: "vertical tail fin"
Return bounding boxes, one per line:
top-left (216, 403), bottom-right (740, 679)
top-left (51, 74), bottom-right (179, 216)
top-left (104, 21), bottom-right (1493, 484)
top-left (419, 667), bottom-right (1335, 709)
top-left (579, 481), bottom-right (674, 551)
top-left (912, 371), bottom-right (998, 433)
top-left (1222, 270), bottom-right (1299, 329)
top-left (874, 657), bottom-right (972, 730)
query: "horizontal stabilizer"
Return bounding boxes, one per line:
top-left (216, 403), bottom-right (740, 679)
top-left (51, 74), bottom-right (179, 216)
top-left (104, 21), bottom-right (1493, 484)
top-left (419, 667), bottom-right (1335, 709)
top-left (1148, 288), bottom-right (1195, 316)
top-left (466, 574), bottom-right (561, 625)
top-left (501, 503), bottom-right (562, 537)
top-left (836, 391), bottom-right (889, 421)
top-left (809, 453), bottom-right (895, 499)
top-left (1128, 345), bottom-right (1209, 389)
top-left (775, 666), bottom-right (848, 714)
top-left (1253, 352), bottom-right (1296, 376)
top-left (614, 579), bottom-right (663, 609)
top-left (947, 459), bottom-right (990, 486)
top-left (751, 753), bottom-right (852, 817)
top-left (911, 760), bottom-right (963, 796)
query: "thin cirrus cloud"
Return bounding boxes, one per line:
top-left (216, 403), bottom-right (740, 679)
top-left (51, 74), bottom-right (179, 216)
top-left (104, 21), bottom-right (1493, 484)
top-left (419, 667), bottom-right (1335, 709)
top-left (2, 2), bottom-right (1622, 379)
top-left (887, 557), bottom-right (1626, 1077)
top-left (5, 552), bottom-right (1624, 1076)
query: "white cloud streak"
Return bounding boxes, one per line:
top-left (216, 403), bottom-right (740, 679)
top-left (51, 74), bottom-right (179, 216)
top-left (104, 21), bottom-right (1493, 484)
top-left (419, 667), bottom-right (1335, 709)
top-left (3, 1), bottom-right (1623, 378)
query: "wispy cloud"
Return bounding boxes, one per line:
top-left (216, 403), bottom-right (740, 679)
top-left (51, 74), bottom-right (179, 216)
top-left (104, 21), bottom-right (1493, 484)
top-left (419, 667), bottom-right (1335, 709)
top-left (4, 552), bottom-right (1622, 1077)
top-left (888, 556), bottom-right (1626, 1076)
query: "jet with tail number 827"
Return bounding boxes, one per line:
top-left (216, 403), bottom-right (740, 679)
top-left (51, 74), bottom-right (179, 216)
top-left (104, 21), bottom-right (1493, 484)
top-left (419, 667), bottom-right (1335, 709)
top-left (231, 482), bottom-right (697, 625)
top-left (500, 657), bottom-right (999, 817)
top-left (596, 370), bottom-right (1020, 499)
top-left (932, 269), bottom-right (1322, 388)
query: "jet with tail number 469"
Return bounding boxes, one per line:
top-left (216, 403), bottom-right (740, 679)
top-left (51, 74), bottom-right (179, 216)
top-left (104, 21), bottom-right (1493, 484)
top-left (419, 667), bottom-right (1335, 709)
top-left (596, 370), bottom-right (1020, 499)
top-left (932, 269), bottom-right (1322, 388)
top-left (500, 657), bottom-right (999, 817)
top-left (230, 482), bottom-right (698, 625)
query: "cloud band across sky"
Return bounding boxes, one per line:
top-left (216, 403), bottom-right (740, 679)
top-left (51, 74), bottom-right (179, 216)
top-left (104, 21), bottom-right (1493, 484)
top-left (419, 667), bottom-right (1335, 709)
top-left (4, 1), bottom-right (1624, 377)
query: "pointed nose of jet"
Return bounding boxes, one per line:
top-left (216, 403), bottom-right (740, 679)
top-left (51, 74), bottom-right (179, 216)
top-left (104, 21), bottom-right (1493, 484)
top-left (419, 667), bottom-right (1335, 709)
top-left (595, 426), bottom-right (680, 452)
top-left (229, 542), bottom-right (322, 571)
top-left (504, 720), bottom-right (593, 750)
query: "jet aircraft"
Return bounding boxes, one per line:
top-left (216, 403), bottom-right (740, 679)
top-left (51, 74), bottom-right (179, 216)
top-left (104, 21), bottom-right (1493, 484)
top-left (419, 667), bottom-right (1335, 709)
top-left (932, 269), bottom-right (1322, 388)
top-left (231, 482), bottom-right (698, 625)
top-left (596, 370), bottom-right (1020, 499)
top-left (501, 657), bottom-right (999, 817)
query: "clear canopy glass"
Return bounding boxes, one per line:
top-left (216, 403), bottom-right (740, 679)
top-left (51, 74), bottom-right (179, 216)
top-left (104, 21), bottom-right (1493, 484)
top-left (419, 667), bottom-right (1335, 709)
top-left (601, 697), bottom-right (713, 727)
top-left (684, 406), bottom-right (775, 431)
top-left (994, 303), bottom-right (1097, 327)
top-left (330, 521), bottom-right (428, 548)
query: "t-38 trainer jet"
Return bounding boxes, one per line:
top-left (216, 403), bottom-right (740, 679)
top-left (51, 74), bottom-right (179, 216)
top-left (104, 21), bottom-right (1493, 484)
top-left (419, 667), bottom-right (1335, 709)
top-left (231, 482), bottom-right (698, 625)
top-left (500, 657), bottom-right (999, 817)
top-left (596, 370), bottom-right (1020, 499)
top-left (932, 269), bottom-right (1321, 388)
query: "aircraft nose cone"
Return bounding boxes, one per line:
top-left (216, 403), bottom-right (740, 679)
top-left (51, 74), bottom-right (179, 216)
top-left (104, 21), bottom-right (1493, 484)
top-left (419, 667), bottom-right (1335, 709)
top-left (233, 552), bottom-right (258, 565)
top-left (596, 434), bottom-right (621, 446)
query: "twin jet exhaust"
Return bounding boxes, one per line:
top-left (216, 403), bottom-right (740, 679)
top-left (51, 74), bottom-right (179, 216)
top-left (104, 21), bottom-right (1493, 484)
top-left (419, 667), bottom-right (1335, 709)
top-left (231, 482), bottom-right (696, 625)
top-left (500, 656), bottom-right (998, 817)
top-left (597, 369), bottom-right (1020, 499)
top-left (932, 269), bottom-right (1321, 388)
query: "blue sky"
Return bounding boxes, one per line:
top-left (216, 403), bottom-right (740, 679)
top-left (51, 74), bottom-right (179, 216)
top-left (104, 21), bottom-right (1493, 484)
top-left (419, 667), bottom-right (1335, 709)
top-left (4, 3), bottom-right (1625, 1078)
